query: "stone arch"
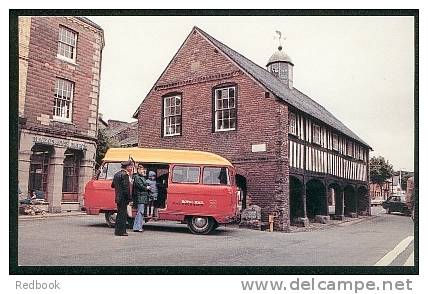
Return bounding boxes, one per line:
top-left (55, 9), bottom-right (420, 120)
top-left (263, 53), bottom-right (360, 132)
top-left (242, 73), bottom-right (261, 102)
top-left (357, 185), bottom-right (370, 215)
top-left (344, 184), bottom-right (357, 216)
top-left (306, 178), bottom-right (327, 219)
top-left (289, 175), bottom-right (304, 223)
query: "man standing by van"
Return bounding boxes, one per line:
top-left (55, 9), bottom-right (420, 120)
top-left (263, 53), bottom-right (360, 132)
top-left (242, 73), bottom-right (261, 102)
top-left (111, 160), bottom-right (133, 236)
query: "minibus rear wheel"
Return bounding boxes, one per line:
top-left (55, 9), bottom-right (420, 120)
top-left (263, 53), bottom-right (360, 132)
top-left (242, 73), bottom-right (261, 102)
top-left (187, 216), bottom-right (215, 235)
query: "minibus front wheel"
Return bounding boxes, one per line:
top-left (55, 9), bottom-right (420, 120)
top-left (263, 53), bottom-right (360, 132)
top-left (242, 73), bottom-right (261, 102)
top-left (187, 216), bottom-right (216, 235)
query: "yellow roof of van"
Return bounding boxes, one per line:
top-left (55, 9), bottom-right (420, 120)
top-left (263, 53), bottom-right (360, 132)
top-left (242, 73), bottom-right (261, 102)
top-left (103, 148), bottom-right (233, 167)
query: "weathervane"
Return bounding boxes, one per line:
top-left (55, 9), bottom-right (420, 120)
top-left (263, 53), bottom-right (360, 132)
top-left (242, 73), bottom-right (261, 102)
top-left (274, 30), bottom-right (286, 50)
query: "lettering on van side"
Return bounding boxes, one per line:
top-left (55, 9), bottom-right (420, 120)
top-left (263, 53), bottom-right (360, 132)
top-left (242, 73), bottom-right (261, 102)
top-left (174, 200), bottom-right (204, 206)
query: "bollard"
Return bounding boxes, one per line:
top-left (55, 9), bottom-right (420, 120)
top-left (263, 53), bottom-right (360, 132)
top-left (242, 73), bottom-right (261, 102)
top-left (268, 214), bottom-right (274, 232)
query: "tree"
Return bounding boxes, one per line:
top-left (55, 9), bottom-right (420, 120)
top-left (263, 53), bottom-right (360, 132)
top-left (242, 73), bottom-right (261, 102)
top-left (95, 129), bottom-right (118, 168)
top-left (369, 156), bottom-right (394, 198)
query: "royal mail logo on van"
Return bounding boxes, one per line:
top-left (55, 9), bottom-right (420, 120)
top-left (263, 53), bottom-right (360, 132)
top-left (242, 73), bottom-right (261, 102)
top-left (181, 200), bottom-right (204, 206)
top-left (209, 200), bottom-right (217, 208)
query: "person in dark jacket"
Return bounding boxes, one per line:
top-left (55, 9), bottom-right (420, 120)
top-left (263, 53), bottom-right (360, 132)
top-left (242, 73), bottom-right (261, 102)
top-left (111, 160), bottom-right (133, 236)
top-left (132, 164), bottom-right (150, 232)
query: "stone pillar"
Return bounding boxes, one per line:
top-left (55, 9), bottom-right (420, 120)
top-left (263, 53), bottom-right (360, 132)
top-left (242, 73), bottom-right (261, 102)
top-left (272, 102), bottom-right (290, 231)
top-left (18, 150), bottom-right (32, 197)
top-left (78, 145), bottom-right (96, 208)
top-left (354, 190), bottom-right (359, 214)
top-left (46, 147), bottom-right (66, 213)
top-left (18, 130), bottom-right (34, 196)
top-left (334, 188), bottom-right (345, 220)
top-left (295, 180), bottom-right (310, 227)
top-left (302, 180), bottom-right (307, 218)
top-left (325, 183), bottom-right (330, 215)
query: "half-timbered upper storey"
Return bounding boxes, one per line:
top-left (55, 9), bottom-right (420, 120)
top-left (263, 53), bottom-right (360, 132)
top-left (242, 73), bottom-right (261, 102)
top-left (288, 110), bottom-right (369, 182)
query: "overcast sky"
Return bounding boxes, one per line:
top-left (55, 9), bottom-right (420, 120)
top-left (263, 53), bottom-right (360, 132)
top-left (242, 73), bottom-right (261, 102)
top-left (89, 16), bottom-right (415, 172)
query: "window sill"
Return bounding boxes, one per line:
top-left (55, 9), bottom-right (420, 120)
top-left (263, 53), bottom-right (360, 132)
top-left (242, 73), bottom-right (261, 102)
top-left (214, 128), bottom-right (236, 132)
top-left (56, 54), bottom-right (77, 66)
top-left (52, 117), bottom-right (74, 125)
top-left (163, 133), bottom-right (181, 137)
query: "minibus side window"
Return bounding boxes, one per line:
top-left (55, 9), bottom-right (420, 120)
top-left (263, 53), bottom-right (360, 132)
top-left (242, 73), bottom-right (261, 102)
top-left (172, 166), bottom-right (200, 184)
top-left (202, 167), bottom-right (230, 185)
top-left (98, 162), bottom-right (121, 180)
top-left (106, 163), bottom-right (121, 179)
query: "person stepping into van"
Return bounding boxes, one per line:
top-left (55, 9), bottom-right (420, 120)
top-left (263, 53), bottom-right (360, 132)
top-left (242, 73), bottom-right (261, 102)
top-left (146, 171), bottom-right (159, 217)
top-left (132, 164), bottom-right (151, 232)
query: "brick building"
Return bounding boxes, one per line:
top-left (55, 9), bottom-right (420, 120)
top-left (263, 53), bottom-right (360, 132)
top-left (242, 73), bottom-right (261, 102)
top-left (133, 27), bottom-right (372, 230)
top-left (104, 120), bottom-right (138, 147)
top-left (369, 181), bottom-right (391, 201)
top-left (18, 16), bottom-right (104, 212)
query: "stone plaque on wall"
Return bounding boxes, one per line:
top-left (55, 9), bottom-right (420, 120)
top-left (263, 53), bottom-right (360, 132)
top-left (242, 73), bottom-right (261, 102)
top-left (251, 143), bottom-right (266, 153)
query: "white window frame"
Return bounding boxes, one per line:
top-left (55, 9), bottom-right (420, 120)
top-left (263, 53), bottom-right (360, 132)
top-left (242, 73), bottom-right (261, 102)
top-left (313, 124), bottom-right (321, 145)
top-left (57, 26), bottom-right (77, 63)
top-left (163, 95), bottom-right (182, 137)
top-left (332, 134), bottom-right (339, 151)
top-left (53, 78), bottom-right (74, 121)
top-left (214, 86), bottom-right (237, 132)
top-left (289, 112), bottom-right (297, 135)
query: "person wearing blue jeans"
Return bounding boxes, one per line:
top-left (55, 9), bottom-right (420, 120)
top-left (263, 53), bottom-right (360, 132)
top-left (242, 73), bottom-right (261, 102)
top-left (132, 164), bottom-right (150, 232)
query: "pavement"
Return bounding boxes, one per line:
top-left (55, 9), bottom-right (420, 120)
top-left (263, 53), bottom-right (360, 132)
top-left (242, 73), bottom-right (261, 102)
top-left (17, 206), bottom-right (414, 266)
top-left (18, 209), bottom-right (375, 232)
top-left (18, 211), bottom-right (86, 220)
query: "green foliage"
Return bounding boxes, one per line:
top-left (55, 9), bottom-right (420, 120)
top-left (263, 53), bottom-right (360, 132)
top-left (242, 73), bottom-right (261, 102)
top-left (369, 156), bottom-right (394, 186)
top-left (95, 129), bottom-right (118, 168)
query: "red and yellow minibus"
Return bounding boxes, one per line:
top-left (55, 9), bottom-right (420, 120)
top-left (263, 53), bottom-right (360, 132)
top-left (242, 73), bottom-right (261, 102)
top-left (83, 148), bottom-right (239, 234)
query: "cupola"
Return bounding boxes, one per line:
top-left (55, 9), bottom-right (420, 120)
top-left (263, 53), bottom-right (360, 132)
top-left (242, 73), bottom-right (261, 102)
top-left (266, 32), bottom-right (294, 89)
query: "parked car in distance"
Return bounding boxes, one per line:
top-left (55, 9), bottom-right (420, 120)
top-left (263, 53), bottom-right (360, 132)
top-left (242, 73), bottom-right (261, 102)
top-left (371, 198), bottom-right (384, 206)
top-left (382, 195), bottom-right (411, 216)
